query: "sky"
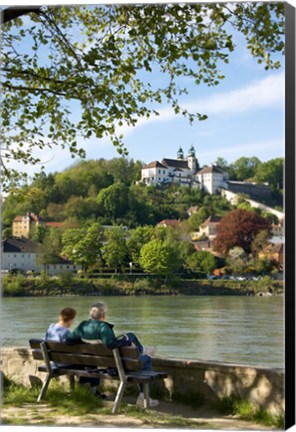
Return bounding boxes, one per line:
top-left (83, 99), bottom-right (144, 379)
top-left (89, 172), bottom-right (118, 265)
top-left (2, 2), bottom-right (285, 180)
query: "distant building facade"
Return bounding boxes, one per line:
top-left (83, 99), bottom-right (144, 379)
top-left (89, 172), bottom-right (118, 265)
top-left (2, 238), bottom-right (80, 275)
top-left (198, 216), bottom-right (221, 240)
top-left (196, 165), bottom-right (228, 195)
top-left (12, 213), bottom-right (43, 238)
top-left (141, 147), bottom-right (228, 194)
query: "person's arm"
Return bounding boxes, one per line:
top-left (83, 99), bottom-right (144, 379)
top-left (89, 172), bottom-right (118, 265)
top-left (100, 324), bottom-right (131, 349)
top-left (66, 324), bottom-right (82, 343)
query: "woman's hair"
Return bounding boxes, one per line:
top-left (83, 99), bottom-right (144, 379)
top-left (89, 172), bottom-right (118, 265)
top-left (89, 302), bottom-right (107, 320)
top-left (59, 307), bottom-right (76, 323)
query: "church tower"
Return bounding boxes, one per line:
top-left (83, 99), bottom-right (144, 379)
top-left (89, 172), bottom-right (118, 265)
top-left (187, 145), bottom-right (198, 173)
top-left (177, 146), bottom-right (184, 160)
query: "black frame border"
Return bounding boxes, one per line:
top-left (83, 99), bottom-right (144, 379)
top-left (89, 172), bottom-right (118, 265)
top-left (285, 2), bottom-right (296, 430)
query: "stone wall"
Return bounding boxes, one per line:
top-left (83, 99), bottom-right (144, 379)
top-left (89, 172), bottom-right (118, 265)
top-left (1, 347), bottom-right (284, 415)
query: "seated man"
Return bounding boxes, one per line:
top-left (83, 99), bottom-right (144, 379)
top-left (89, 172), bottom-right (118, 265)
top-left (66, 301), bottom-right (159, 407)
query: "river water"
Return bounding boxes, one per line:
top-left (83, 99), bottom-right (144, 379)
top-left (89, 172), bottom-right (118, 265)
top-left (1, 295), bottom-right (284, 369)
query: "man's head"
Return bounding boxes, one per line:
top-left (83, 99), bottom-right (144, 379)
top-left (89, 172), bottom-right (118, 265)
top-left (90, 302), bottom-right (107, 321)
top-left (59, 307), bottom-right (76, 328)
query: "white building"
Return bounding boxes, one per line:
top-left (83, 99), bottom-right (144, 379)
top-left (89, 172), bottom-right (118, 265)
top-left (2, 237), bottom-right (80, 275)
top-left (141, 147), bottom-right (228, 194)
top-left (196, 165), bottom-right (228, 195)
top-left (141, 146), bottom-right (201, 188)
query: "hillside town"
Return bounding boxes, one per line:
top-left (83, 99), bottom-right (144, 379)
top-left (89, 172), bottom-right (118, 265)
top-left (1, 150), bottom-right (284, 282)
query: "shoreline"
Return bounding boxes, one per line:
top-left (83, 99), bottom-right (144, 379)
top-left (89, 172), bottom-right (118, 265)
top-left (2, 276), bottom-right (284, 297)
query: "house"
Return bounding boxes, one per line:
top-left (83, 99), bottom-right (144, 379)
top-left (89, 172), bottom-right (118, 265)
top-left (186, 205), bottom-right (199, 217)
top-left (193, 240), bottom-right (213, 252)
top-left (157, 219), bottom-right (180, 228)
top-left (198, 216), bottom-right (221, 240)
top-left (196, 165), bottom-right (228, 195)
top-left (2, 237), bottom-right (80, 275)
top-left (12, 213), bottom-right (43, 238)
top-left (258, 243), bottom-right (284, 265)
top-left (271, 223), bottom-right (284, 238)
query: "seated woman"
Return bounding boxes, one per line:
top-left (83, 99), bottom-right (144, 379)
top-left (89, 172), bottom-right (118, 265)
top-left (45, 307), bottom-right (105, 399)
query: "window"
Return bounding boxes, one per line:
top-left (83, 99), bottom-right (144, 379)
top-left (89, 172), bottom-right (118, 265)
top-left (14, 254), bottom-right (17, 258)
top-left (163, 170), bottom-right (165, 174)
top-left (158, 169), bottom-right (161, 174)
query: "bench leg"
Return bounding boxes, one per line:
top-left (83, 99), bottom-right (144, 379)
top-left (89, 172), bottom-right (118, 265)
top-left (112, 380), bottom-right (127, 414)
top-left (143, 383), bottom-right (150, 409)
top-left (37, 373), bottom-right (52, 402)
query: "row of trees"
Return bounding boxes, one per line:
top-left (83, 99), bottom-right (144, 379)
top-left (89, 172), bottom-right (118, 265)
top-left (37, 222), bottom-right (217, 278)
top-left (35, 208), bottom-right (277, 280)
top-left (216, 156), bottom-right (284, 194)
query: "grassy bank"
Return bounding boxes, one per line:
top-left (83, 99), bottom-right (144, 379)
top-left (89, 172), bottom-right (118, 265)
top-left (2, 273), bottom-right (283, 297)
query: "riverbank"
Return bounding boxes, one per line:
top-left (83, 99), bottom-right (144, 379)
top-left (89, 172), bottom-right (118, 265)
top-left (1, 346), bottom-right (284, 423)
top-left (2, 274), bottom-right (283, 297)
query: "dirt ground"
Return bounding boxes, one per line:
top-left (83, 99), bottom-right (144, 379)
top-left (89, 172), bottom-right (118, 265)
top-left (1, 397), bottom-right (279, 430)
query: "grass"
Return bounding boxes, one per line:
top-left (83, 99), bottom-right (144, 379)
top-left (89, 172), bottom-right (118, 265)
top-left (119, 404), bottom-right (209, 428)
top-left (1, 381), bottom-right (210, 428)
top-left (2, 380), bottom-right (284, 429)
top-left (2, 380), bottom-right (104, 416)
top-left (214, 396), bottom-right (284, 429)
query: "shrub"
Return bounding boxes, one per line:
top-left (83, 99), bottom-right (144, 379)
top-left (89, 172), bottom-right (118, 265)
top-left (133, 278), bottom-right (151, 292)
top-left (58, 271), bottom-right (74, 285)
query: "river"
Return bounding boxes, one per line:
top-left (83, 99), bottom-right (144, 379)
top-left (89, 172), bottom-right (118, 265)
top-left (1, 295), bottom-right (284, 369)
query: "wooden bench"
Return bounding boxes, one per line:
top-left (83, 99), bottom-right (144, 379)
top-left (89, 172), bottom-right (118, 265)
top-left (29, 339), bottom-right (167, 414)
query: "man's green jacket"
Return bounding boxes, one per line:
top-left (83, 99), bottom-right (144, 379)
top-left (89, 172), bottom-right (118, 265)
top-left (66, 319), bottom-right (131, 349)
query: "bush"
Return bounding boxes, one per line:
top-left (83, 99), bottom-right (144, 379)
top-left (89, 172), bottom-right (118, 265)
top-left (133, 278), bottom-right (151, 292)
top-left (58, 271), bottom-right (74, 285)
top-left (3, 274), bottom-right (27, 296)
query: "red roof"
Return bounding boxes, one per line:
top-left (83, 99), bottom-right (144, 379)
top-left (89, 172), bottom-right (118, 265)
top-left (200, 216), bottom-right (221, 228)
top-left (158, 219), bottom-right (180, 227)
top-left (45, 222), bottom-right (65, 228)
top-left (13, 215), bottom-right (23, 222)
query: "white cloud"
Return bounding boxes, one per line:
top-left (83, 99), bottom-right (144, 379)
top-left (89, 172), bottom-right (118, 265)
top-left (113, 72), bottom-right (284, 138)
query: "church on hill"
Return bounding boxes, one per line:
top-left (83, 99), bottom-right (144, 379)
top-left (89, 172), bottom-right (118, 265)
top-left (140, 146), bottom-right (229, 194)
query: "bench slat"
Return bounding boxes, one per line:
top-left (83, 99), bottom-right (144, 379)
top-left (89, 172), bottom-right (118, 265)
top-left (48, 352), bottom-right (117, 368)
top-left (32, 349), bottom-right (43, 360)
top-left (46, 341), bottom-right (114, 356)
top-left (119, 346), bottom-right (140, 359)
top-left (29, 339), bottom-right (44, 349)
top-left (126, 371), bottom-right (168, 383)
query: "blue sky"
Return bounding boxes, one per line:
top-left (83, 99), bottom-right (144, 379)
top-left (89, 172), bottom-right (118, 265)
top-left (4, 2), bottom-right (285, 178)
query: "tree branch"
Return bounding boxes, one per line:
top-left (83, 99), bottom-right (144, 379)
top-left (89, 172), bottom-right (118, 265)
top-left (3, 82), bottom-right (70, 98)
top-left (2, 6), bottom-right (41, 24)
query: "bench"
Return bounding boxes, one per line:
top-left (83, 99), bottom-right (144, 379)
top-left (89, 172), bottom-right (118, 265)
top-left (29, 339), bottom-right (167, 414)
